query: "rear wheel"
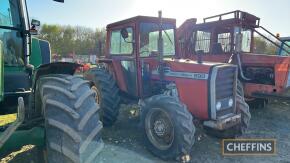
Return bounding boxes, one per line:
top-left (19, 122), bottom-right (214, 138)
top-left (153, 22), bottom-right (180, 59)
top-left (247, 98), bottom-right (268, 109)
top-left (36, 74), bottom-right (103, 163)
top-left (85, 67), bottom-right (121, 127)
top-left (141, 95), bottom-right (195, 160)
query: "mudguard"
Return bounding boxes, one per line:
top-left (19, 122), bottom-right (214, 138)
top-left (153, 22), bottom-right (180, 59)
top-left (32, 62), bottom-right (81, 90)
top-left (30, 37), bottom-right (51, 67)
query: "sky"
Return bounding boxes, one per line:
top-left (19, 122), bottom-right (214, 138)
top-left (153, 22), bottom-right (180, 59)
top-left (27, 0), bottom-right (290, 36)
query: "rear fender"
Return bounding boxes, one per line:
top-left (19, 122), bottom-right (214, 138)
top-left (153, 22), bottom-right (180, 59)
top-left (32, 62), bottom-right (80, 90)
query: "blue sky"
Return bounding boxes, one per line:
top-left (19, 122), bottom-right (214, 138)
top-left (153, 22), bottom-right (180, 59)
top-left (27, 0), bottom-right (290, 36)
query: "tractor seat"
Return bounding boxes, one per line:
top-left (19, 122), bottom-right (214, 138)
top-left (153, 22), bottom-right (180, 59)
top-left (212, 43), bottom-right (224, 54)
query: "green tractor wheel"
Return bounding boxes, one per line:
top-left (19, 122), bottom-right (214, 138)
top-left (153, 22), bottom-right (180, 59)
top-left (36, 74), bottom-right (103, 163)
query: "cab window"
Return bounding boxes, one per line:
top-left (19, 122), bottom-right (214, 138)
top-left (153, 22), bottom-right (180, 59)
top-left (195, 31), bottom-right (211, 53)
top-left (110, 27), bottom-right (133, 55)
top-left (217, 33), bottom-right (231, 53)
top-left (0, 0), bottom-right (24, 66)
top-left (140, 23), bottom-right (175, 57)
top-left (234, 27), bottom-right (252, 53)
top-left (281, 41), bottom-right (290, 56)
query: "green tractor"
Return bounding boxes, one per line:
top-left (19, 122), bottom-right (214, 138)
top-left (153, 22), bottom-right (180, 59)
top-left (0, 0), bottom-right (103, 162)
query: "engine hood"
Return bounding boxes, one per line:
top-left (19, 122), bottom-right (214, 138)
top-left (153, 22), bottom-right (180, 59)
top-left (162, 58), bottom-right (226, 74)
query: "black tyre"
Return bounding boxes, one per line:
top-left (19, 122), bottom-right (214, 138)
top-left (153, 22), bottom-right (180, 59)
top-left (85, 67), bottom-right (121, 127)
top-left (235, 94), bottom-right (251, 135)
top-left (236, 80), bottom-right (251, 135)
top-left (205, 80), bottom-right (251, 138)
top-left (141, 95), bottom-right (195, 160)
top-left (247, 98), bottom-right (268, 109)
top-left (237, 80), bottom-right (244, 97)
top-left (36, 74), bottom-right (103, 163)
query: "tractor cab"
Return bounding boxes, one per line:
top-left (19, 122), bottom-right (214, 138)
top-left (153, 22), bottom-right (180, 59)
top-left (0, 0), bottom-right (29, 103)
top-left (103, 15), bottom-right (177, 98)
top-left (178, 10), bottom-right (290, 58)
top-left (0, 0), bottom-right (54, 110)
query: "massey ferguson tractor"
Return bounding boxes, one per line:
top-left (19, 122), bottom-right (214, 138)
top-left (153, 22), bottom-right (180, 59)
top-left (85, 12), bottom-right (251, 160)
top-left (177, 10), bottom-right (290, 108)
top-left (0, 0), bottom-right (103, 162)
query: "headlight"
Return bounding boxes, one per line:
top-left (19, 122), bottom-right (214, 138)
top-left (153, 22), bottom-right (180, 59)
top-left (216, 102), bottom-right (222, 111)
top-left (228, 98), bottom-right (234, 107)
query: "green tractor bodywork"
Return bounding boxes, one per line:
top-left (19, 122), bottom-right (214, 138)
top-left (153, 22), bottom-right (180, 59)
top-left (0, 36), bottom-right (49, 155)
top-left (0, 127), bottom-right (44, 153)
top-left (0, 1), bottom-right (104, 161)
top-left (30, 37), bottom-right (51, 67)
top-left (0, 41), bottom-right (3, 102)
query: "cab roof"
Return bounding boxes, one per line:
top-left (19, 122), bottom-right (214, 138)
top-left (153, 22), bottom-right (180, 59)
top-left (107, 16), bottom-right (176, 29)
top-left (189, 10), bottom-right (260, 31)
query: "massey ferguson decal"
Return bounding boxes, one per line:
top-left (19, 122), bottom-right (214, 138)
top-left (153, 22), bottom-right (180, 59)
top-left (152, 68), bottom-right (209, 80)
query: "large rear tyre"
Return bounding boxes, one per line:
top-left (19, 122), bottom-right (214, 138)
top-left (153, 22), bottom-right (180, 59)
top-left (141, 95), bottom-right (195, 160)
top-left (36, 74), bottom-right (103, 163)
top-left (85, 67), bottom-right (121, 127)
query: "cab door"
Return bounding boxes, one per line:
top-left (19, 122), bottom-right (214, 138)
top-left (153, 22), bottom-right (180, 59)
top-left (137, 22), bottom-right (176, 98)
top-left (108, 24), bottom-right (139, 97)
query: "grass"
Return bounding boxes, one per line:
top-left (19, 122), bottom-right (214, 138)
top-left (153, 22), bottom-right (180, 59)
top-left (0, 114), bottom-right (17, 126)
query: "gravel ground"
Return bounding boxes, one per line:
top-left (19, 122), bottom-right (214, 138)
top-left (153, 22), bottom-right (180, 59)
top-left (1, 100), bottom-right (290, 163)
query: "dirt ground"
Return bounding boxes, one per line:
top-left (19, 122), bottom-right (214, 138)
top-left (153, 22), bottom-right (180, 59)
top-left (1, 100), bottom-right (290, 163)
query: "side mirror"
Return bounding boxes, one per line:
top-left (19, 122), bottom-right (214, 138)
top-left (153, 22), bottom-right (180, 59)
top-left (31, 19), bottom-right (40, 27)
top-left (121, 28), bottom-right (129, 39)
top-left (53, 0), bottom-right (64, 2)
top-left (30, 19), bottom-right (40, 35)
top-left (120, 28), bottom-right (135, 43)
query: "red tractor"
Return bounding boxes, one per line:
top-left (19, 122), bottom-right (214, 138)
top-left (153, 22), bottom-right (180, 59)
top-left (85, 12), bottom-right (251, 160)
top-left (177, 10), bottom-right (290, 108)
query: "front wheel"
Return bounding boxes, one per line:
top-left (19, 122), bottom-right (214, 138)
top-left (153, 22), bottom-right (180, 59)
top-left (141, 95), bottom-right (195, 160)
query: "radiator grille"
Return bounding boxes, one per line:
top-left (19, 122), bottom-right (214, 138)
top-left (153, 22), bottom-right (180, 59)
top-left (216, 66), bottom-right (236, 99)
top-left (215, 66), bottom-right (237, 117)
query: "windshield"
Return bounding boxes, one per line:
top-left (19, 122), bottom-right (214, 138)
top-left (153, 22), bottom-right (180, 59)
top-left (280, 41), bottom-right (290, 56)
top-left (0, 0), bottom-right (21, 28)
top-left (0, 0), bottom-right (24, 66)
top-left (140, 22), bottom-right (175, 57)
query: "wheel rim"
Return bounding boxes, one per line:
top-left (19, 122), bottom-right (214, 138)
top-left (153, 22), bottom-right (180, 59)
top-left (145, 108), bottom-right (174, 150)
top-left (91, 85), bottom-right (103, 120)
top-left (91, 86), bottom-right (101, 104)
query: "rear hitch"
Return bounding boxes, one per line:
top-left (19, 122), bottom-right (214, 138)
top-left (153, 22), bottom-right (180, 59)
top-left (0, 97), bottom-right (25, 149)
